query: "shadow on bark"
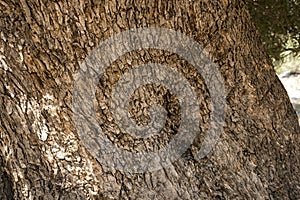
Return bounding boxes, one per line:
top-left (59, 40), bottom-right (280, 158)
top-left (0, 162), bottom-right (14, 200)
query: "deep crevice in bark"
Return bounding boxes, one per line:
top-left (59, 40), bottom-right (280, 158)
top-left (0, 162), bottom-right (14, 200)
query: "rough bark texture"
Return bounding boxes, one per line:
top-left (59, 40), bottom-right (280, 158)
top-left (0, 0), bottom-right (300, 199)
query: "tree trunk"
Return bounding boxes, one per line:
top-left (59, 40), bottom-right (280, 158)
top-left (0, 0), bottom-right (299, 199)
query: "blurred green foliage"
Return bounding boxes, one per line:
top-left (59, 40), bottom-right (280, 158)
top-left (246, 0), bottom-right (300, 62)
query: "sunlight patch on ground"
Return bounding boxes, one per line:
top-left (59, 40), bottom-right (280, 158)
top-left (278, 67), bottom-right (300, 124)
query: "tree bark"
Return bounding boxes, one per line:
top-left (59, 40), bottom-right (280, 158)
top-left (0, 0), bottom-right (299, 199)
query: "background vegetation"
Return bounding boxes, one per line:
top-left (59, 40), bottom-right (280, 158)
top-left (246, 0), bottom-right (300, 73)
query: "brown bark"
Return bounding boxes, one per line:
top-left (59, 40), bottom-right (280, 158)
top-left (0, 0), bottom-right (299, 199)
